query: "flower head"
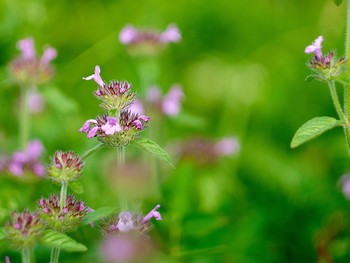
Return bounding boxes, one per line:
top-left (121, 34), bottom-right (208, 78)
top-left (305, 36), bottom-right (347, 81)
top-left (37, 194), bottom-right (89, 232)
top-left (100, 205), bottom-right (162, 235)
top-left (5, 210), bottom-right (45, 250)
top-left (79, 111), bottom-right (150, 147)
top-left (48, 151), bottom-right (84, 183)
top-left (147, 85), bottom-right (184, 116)
top-left (9, 37), bottom-right (57, 85)
top-left (119, 24), bottom-right (181, 56)
top-left (83, 66), bottom-right (136, 111)
top-left (5, 140), bottom-right (45, 178)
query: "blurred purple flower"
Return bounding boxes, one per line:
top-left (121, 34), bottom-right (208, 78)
top-left (129, 99), bottom-right (145, 115)
top-left (160, 24), bottom-right (181, 43)
top-left (41, 47), bottom-right (57, 64)
top-left (214, 137), bottom-right (240, 156)
top-left (5, 256), bottom-right (10, 263)
top-left (117, 212), bottom-right (135, 232)
top-left (17, 38), bottom-right (35, 60)
top-left (7, 140), bottom-right (45, 177)
top-left (147, 85), bottom-right (184, 116)
top-left (119, 25), bottom-right (138, 44)
top-left (339, 174), bottom-right (350, 199)
top-left (83, 65), bottom-right (105, 88)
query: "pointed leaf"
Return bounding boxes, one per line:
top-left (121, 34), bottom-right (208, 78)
top-left (291, 116), bottom-right (344, 148)
top-left (69, 180), bottom-right (84, 194)
top-left (132, 137), bottom-right (175, 168)
top-left (333, 0), bottom-right (343, 6)
top-left (40, 230), bottom-right (87, 252)
top-left (83, 207), bottom-right (118, 224)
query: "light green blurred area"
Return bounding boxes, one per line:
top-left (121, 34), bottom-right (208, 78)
top-left (1, 0), bottom-right (350, 262)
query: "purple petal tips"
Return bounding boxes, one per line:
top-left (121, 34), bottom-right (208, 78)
top-left (214, 137), bottom-right (240, 156)
top-left (79, 119), bottom-right (98, 133)
top-left (41, 47), bottom-right (57, 64)
top-left (142, 204), bottom-right (162, 223)
top-left (5, 256), bottom-right (11, 263)
top-left (87, 127), bottom-right (100, 138)
top-left (83, 65), bottom-right (105, 87)
top-left (119, 25), bottom-right (138, 44)
top-left (161, 24), bottom-right (181, 43)
top-left (305, 36), bottom-right (323, 57)
top-left (17, 38), bottom-right (35, 60)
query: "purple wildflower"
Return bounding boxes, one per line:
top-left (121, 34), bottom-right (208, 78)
top-left (160, 24), bottom-right (181, 43)
top-left (305, 36), bottom-right (323, 58)
top-left (10, 37), bottom-right (57, 85)
top-left (214, 137), bottom-right (240, 156)
top-left (119, 25), bottom-right (138, 44)
top-left (142, 204), bottom-right (162, 223)
top-left (101, 117), bottom-right (122, 135)
top-left (27, 88), bottom-right (44, 113)
top-left (147, 85), bottom-right (184, 116)
top-left (7, 140), bottom-right (45, 177)
top-left (83, 65), bottom-right (105, 88)
top-left (5, 256), bottom-right (10, 263)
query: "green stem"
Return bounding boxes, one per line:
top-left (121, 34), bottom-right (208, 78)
top-left (117, 146), bottom-right (127, 210)
top-left (344, 0), bottom-right (350, 119)
top-left (81, 143), bottom-right (104, 160)
top-left (19, 85), bottom-right (31, 150)
top-left (329, 81), bottom-right (350, 154)
top-left (328, 81), bottom-right (347, 122)
top-left (50, 247), bottom-right (60, 263)
top-left (22, 248), bottom-right (30, 263)
top-left (60, 182), bottom-right (68, 209)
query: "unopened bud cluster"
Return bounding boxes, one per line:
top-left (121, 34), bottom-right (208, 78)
top-left (305, 36), bottom-right (347, 82)
top-left (5, 210), bottom-right (45, 250)
top-left (48, 151), bottom-right (84, 183)
top-left (37, 195), bottom-right (89, 232)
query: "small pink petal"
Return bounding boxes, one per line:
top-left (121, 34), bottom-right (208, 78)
top-left (41, 47), bottom-right (57, 64)
top-left (17, 38), bottom-right (36, 60)
top-left (87, 127), bottom-right (100, 138)
top-left (138, 115), bottom-right (150, 122)
top-left (160, 24), bottom-right (181, 43)
top-left (79, 119), bottom-right (97, 133)
top-left (142, 204), bottom-right (162, 223)
top-left (119, 25), bottom-right (138, 44)
top-left (83, 65), bottom-right (105, 88)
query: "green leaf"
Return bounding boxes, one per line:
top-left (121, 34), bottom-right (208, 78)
top-left (39, 230), bottom-right (87, 252)
top-left (83, 207), bottom-right (117, 224)
top-left (0, 227), bottom-right (5, 241)
top-left (305, 75), bottom-right (315, 82)
top-left (333, 0), bottom-right (343, 6)
top-left (132, 137), bottom-right (175, 168)
top-left (291, 116), bottom-right (344, 148)
top-left (69, 180), bottom-right (84, 194)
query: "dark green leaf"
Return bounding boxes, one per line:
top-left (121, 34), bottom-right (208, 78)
top-left (69, 180), bottom-right (83, 194)
top-left (291, 116), bottom-right (344, 148)
top-left (40, 230), bottom-right (87, 252)
top-left (83, 207), bottom-right (117, 224)
top-left (333, 0), bottom-right (343, 6)
top-left (132, 137), bottom-right (175, 168)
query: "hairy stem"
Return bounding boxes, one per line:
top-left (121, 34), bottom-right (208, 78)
top-left (60, 182), bottom-right (68, 209)
top-left (117, 146), bottom-right (127, 210)
top-left (344, 0), bottom-right (350, 119)
top-left (81, 143), bottom-right (104, 160)
top-left (50, 247), bottom-right (60, 263)
top-left (22, 248), bottom-right (31, 263)
top-left (328, 81), bottom-right (350, 154)
top-left (19, 85), bottom-right (31, 150)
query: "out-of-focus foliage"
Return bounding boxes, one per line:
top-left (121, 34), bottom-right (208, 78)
top-left (1, 0), bottom-right (350, 262)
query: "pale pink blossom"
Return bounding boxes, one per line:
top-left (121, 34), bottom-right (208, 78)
top-left (17, 38), bottom-right (35, 60)
top-left (41, 47), bottom-right (57, 64)
top-left (305, 36), bottom-right (323, 58)
top-left (142, 204), bottom-right (162, 223)
top-left (162, 85), bottom-right (184, 115)
top-left (214, 137), bottom-right (240, 156)
top-left (119, 25), bottom-right (138, 44)
top-left (160, 24), bottom-right (181, 43)
top-left (83, 65), bottom-right (105, 87)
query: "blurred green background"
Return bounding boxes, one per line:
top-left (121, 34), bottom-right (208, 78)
top-left (1, 0), bottom-right (350, 262)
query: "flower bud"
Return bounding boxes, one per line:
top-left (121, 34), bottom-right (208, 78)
top-left (5, 210), bottom-right (45, 250)
top-left (48, 151), bottom-right (84, 183)
top-left (37, 195), bottom-right (89, 233)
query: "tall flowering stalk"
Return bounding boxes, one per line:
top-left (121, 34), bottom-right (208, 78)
top-left (9, 37), bottom-right (57, 150)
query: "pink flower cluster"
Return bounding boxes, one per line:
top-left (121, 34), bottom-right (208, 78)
top-left (1, 140), bottom-right (45, 177)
